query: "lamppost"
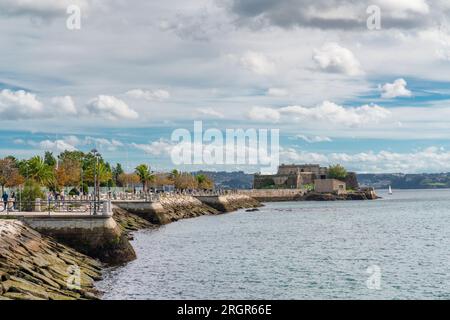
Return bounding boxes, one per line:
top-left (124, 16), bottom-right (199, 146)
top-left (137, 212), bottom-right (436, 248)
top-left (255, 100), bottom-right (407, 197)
top-left (91, 149), bottom-right (99, 215)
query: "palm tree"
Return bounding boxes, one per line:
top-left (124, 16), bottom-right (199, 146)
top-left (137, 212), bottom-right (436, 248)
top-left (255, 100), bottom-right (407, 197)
top-left (24, 156), bottom-right (55, 187)
top-left (84, 162), bottom-right (112, 188)
top-left (135, 164), bottom-right (154, 192)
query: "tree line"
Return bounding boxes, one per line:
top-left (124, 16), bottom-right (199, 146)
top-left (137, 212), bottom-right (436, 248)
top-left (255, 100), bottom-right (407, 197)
top-left (0, 150), bottom-right (214, 195)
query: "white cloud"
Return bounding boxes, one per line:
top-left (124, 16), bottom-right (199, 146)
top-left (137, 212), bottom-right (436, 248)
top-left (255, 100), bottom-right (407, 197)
top-left (131, 139), bottom-right (173, 156)
top-left (37, 139), bottom-right (78, 152)
top-left (280, 101), bottom-right (390, 127)
top-left (126, 89), bottom-right (170, 101)
top-left (25, 136), bottom-right (80, 152)
top-left (239, 51), bottom-right (276, 75)
top-left (22, 135), bottom-right (126, 152)
top-left (62, 135), bottom-right (81, 147)
top-left (51, 96), bottom-right (77, 115)
top-left (86, 95), bottom-right (138, 120)
top-left (380, 78), bottom-right (412, 98)
top-left (196, 108), bottom-right (225, 119)
top-left (0, 89), bottom-right (43, 120)
top-left (267, 88), bottom-right (288, 97)
top-left (0, 91), bottom-right (142, 121)
top-left (246, 106), bottom-right (281, 122)
top-left (296, 134), bottom-right (332, 143)
top-left (84, 136), bottom-right (124, 151)
top-left (281, 146), bottom-right (450, 173)
top-left (247, 101), bottom-right (390, 126)
top-left (313, 43), bottom-right (363, 76)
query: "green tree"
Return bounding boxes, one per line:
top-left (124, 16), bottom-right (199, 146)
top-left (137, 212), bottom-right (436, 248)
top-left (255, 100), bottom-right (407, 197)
top-left (328, 164), bottom-right (347, 180)
top-left (112, 163), bottom-right (124, 186)
top-left (84, 162), bottom-right (112, 187)
top-left (16, 180), bottom-right (45, 211)
top-left (44, 151), bottom-right (57, 167)
top-left (58, 150), bottom-right (85, 164)
top-left (135, 164), bottom-right (154, 192)
top-left (21, 156), bottom-right (55, 187)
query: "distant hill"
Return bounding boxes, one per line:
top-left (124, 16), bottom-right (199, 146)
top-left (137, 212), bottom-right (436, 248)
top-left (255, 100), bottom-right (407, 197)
top-left (194, 171), bottom-right (450, 190)
top-left (193, 171), bottom-right (254, 189)
top-left (357, 173), bottom-right (450, 189)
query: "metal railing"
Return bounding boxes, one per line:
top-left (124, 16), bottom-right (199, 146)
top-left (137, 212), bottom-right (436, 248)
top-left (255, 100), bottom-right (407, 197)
top-left (0, 190), bottom-right (244, 214)
top-left (0, 199), bottom-right (112, 216)
top-left (106, 189), bottom-right (238, 201)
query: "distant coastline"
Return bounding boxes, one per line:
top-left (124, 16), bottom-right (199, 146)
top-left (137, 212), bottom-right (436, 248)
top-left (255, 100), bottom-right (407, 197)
top-left (195, 170), bottom-right (450, 190)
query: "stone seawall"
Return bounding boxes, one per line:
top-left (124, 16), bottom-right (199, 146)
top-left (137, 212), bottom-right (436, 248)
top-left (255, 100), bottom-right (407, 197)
top-left (0, 220), bottom-right (102, 300)
top-left (158, 195), bottom-right (220, 222)
top-left (114, 196), bottom-right (219, 225)
top-left (114, 194), bottom-right (262, 226)
top-left (18, 216), bottom-right (136, 266)
top-left (195, 194), bottom-right (262, 212)
top-left (239, 189), bottom-right (306, 202)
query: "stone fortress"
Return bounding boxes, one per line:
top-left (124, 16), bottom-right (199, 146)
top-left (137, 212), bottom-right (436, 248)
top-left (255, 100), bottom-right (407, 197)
top-left (254, 164), bottom-right (359, 194)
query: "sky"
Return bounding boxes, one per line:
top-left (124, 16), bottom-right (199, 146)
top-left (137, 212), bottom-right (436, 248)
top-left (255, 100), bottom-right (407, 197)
top-left (2, 0), bottom-right (450, 173)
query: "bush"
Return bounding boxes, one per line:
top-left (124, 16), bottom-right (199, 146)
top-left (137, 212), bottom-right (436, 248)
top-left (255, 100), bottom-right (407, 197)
top-left (69, 187), bottom-right (80, 196)
top-left (328, 164), bottom-right (347, 180)
top-left (16, 180), bottom-right (45, 211)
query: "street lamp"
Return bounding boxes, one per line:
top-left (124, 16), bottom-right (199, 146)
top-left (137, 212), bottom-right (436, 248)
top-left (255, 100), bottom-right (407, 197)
top-left (91, 149), bottom-right (99, 215)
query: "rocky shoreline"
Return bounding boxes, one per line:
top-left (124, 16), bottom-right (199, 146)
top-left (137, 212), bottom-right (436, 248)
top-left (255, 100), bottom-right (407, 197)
top-left (0, 220), bottom-right (102, 300)
top-left (0, 190), bottom-right (378, 300)
top-left (0, 194), bottom-right (261, 300)
top-left (300, 189), bottom-right (380, 201)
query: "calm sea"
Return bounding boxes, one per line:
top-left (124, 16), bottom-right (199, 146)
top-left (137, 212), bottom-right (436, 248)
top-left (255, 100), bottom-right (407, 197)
top-left (97, 189), bottom-right (450, 299)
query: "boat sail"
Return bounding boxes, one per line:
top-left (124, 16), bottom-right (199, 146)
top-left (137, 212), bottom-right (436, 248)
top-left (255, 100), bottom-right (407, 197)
top-left (388, 185), bottom-right (393, 195)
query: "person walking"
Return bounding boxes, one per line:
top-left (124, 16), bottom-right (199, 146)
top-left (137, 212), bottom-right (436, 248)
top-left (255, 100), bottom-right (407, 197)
top-left (2, 192), bottom-right (8, 211)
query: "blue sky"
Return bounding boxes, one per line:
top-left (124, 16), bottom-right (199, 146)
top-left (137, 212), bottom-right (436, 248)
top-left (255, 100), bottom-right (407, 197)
top-left (2, 0), bottom-right (450, 173)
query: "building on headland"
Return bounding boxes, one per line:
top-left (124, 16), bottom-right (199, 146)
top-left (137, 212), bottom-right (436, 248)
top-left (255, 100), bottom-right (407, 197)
top-left (253, 164), bottom-right (358, 193)
top-left (277, 164), bottom-right (328, 179)
top-left (314, 179), bottom-right (346, 195)
top-left (253, 164), bottom-right (329, 189)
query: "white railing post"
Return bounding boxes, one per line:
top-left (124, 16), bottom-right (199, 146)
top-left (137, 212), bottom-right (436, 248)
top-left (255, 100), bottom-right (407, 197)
top-left (34, 198), bottom-right (42, 212)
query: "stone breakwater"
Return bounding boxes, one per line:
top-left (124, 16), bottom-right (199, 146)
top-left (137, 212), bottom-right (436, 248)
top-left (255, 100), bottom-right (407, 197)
top-left (114, 194), bottom-right (262, 227)
top-left (194, 194), bottom-right (262, 212)
top-left (0, 220), bottom-right (102, 300)
top-left (158, 195), bottom-right (221, 223)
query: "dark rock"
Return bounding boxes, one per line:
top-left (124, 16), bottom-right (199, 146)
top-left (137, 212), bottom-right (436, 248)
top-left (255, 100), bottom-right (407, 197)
top-left (301, 189), bottom-right (379, 201)
top-left (0, 220), bottom-right (102, 300)
top-left (113, 207), bottom-right (155, 232)
top-left (302, 192), bottom-right (341, 201)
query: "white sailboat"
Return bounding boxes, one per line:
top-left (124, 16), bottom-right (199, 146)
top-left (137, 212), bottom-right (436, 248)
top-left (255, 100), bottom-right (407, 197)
top-left (388, 185), bottom-right (393, 195)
